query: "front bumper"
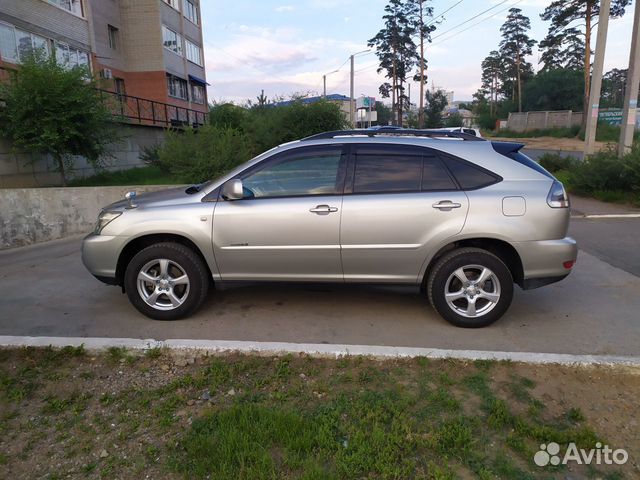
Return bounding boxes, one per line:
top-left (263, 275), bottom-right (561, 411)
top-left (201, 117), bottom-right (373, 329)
top-left (513, 237), bottom-right (577, 290)
top-left (81, 233), bottom-right (127, 284)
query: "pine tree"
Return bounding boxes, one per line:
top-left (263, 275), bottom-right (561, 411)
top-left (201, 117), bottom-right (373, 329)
top-left (540, 0), bottom-right (631, 124)
top-left (480, 50), bottom-right (503, 117)
top-left (406, 0), bottom-right (436, 128)
top-left (499, 8), bottom-right (536, 113)
top-left (368, 0), bottom-right (419, 126)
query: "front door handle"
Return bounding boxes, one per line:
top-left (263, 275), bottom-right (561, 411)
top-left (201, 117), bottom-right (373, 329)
top-left (310, 204), bottom-right (338, 215)
top-left (432, 200), bottom-right (462, 211)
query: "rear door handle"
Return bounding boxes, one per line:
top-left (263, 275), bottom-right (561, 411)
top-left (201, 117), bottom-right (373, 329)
top-left (310, 204), bottom-right (338, 215)
top-left (432, 200), bottom-right (462, 211)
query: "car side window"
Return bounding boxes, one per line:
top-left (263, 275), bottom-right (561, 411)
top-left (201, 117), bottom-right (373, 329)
top-left (242, 147), bottom-right (343, 198)
top-left (444, 156), bottom-right (500, 190)
top-left (422, 156), bottom-right (457, 190)
top-left (352, 145), bottom-right (457, 194)
top-left (354, 152), bottom-right (422, 193)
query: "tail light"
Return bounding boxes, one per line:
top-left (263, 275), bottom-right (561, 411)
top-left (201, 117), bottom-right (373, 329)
top-left (547, 180), bottom-right (570, 208)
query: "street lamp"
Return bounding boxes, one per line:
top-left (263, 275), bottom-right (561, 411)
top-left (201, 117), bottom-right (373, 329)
top-left (322, 69), bottom-right (339, 98)
top-left (350, 49), bottom-right (372, 127)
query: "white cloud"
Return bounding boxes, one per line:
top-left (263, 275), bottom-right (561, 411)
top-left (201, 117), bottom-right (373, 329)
top-left (275, 5), bottom-right (294, 12)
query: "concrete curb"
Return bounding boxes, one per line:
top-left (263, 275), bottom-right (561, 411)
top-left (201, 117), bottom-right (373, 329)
top-left (1, 336), bottom-right (639, 367)
top-left (572, 214), bottom-right (640, 219)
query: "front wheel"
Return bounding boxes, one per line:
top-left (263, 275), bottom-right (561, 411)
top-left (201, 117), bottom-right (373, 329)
top-left (124, 242), bottom-right (210, 320)
top-left (427, 248), bottom-right (514, 328)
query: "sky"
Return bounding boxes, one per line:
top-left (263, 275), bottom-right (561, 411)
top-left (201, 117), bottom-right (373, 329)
top-left (201, 0), bottom-right (637, 105)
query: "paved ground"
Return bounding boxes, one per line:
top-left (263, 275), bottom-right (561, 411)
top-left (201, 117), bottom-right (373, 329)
top-left (1, 215), bottom-right (639, 356)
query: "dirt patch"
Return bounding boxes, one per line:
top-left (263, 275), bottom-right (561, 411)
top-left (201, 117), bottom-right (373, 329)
top-left (491, 136), bottom-right (613, 152)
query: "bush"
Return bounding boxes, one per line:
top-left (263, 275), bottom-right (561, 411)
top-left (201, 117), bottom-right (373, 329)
top-left (570, 144), bottom-right (640, 195)
top-left (477, 112), bottom-right (498, 131)
top-left (538, 153), bottom-right (579, 173)
top-left (158, 126), bottom-right (253, 184)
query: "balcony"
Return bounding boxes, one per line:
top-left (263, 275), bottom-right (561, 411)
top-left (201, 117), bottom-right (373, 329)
top-left (99, 89), bottom-right (208, 128)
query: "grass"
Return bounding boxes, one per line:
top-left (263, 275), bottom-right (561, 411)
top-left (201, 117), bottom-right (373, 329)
top-left (0, 348), bottom-right (635, 479)
top-left (68, 165), bottom-right (179, 187)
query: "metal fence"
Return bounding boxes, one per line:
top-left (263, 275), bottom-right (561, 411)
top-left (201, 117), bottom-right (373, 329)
top-left (99, 89), bottom-right (208, 128)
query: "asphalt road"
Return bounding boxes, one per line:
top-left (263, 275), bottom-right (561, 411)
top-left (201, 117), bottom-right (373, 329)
top-left (570, 218), bottom-right (640, 277)
top-left (1, 219), bottom-right (639, 357)
top-left (523, 148), bottom-right (584, 161)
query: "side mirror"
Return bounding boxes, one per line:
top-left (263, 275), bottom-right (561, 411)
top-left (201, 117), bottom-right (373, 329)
top-left (221, 179), bottom-right (244, 200)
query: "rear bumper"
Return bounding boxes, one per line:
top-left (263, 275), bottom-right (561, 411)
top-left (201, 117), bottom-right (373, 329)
top-left (513, 237), bottom-right (577, 289)
top-left (81, 233), bottom-right (126, 284)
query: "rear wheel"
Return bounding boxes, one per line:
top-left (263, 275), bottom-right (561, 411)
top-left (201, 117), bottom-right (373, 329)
top-left (124, 242), bottom-right (209, 320)
top-left (427, 248), bottom-right (513, 328)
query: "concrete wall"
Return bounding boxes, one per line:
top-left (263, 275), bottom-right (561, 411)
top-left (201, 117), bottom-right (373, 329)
top-left (506, 111), bottom-right (584, 132)
top-left (0, 124), bottom-right (166, 188)
top-left (0, 185), bottom-right (180, 249)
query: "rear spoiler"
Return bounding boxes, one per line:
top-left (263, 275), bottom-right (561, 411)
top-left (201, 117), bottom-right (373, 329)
top-left (491, 141), bottom-right (526, 156)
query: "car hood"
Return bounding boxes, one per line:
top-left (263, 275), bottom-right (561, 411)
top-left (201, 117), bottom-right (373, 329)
top-left (105, 186), bottom-right (200, 211)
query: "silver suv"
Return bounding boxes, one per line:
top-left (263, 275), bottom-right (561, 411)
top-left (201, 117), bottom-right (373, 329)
top-left (82, 129), bottom-right (577, 327)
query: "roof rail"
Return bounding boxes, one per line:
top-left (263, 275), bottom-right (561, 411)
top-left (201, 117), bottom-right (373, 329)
top-left (302, 128), bottom-right (486, 142)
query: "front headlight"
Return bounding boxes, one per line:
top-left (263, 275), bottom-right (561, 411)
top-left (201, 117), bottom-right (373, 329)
top-left (95, 211), bottom-right (122, 234)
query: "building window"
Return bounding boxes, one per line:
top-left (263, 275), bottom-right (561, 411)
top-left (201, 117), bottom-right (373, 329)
top-left (183, 0), bottom-right (198, 24)
top-left (108, 25), bottom-right (119, 50)
top-left (167, 74), bottom-right (188, 100)
top-left (54, 42), bottom-right (90, 70)
top-left (185, 39), bottom-right (202, 66)
top-left (162, 0), bottom-right (179, 10)
top-left (162, 26), bottom-right (182, 56)
top-left (114, 78), bottom-right (126, 95)
top-left (0, 23), bottom-right (50, 64)
top-left (47, 0), bottom-right (83, 16)
top-left (191, 83), bottom-right (205, 104)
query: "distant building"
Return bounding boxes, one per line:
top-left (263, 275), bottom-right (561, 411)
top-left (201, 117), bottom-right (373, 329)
top-left (0, 0), bottom-right (208, 119)
top-left (444, 106), bottom-right (475, 127)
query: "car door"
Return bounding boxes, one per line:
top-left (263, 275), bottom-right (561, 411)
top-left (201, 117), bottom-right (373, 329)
top-left (213, 144), bottom-right (346, 281)
top-left (340, 144), bottom-right (469, 283)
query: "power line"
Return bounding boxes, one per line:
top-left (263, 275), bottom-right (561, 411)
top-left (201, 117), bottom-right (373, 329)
top-left (430, 0), bottom-right (510, 40)
top-left (431, 0), bottom-right (524, 46)
top-left (426, 0), bottom-right (465, 27)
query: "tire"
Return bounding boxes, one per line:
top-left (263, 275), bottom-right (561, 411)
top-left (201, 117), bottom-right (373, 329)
top-left (427, 248), bottom-right (513, 328)
top-left (124, 242), bottom-right (210, 320)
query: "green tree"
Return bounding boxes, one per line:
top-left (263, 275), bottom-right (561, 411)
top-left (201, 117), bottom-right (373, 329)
top-left (0, 55), bottom-right (118, 185)
top-left (445, 112), bottom-right (464, 127)
top-left (541, 0), bottom-right (631, 123)
top-left (209, 103), bottom-right (247, 130)
top-left (480, 50), bottom-right (504, 117)
top-left (423, 89), bottom-right (448, 128)
top-left (407, 0), bottom-right (436, 128)
top-left (522, 68), bottom-right (584, 111)
top-left (601, 68), bottom-right (631, 108)
top-left (375, 101), bottom-right (392, 125)
top-left (369, 0), bottom-right (419, 126)
top-left (499, 8), bottom-right (536, 113)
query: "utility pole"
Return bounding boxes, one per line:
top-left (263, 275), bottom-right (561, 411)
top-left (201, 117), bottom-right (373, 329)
top-left (418, 0), bottom-right (426, 129)
top-left (323, 75), bottom-right (326, 98)
top-left (619, 0), bottom-right (640, 157)
top-left (350, 55), bottom-right (355, 127)
top-left (584, 0), bottom-right (611, 156)
top-left (348, 49), bottom-right (370, 128)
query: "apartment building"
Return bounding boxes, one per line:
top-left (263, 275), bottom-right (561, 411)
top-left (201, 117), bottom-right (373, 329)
top-left (0, 0), bottom-right (208, 116)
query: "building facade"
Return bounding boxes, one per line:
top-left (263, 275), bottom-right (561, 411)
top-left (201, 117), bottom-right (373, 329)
top-left (0, 0), bottom-right (208, 118)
